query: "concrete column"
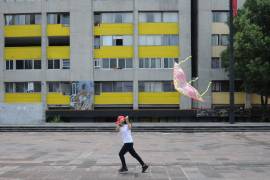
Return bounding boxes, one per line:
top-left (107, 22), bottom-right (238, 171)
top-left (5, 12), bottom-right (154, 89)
top-left (0, 12), bottom-right (4, 103)
top-left (41, 0), bottom-right (48, 122)
top-left (90, 0), bottom-right (94, 109)
top-left (245, 93), bottom-right (252, 109)
top-left (179, 0), bottom-right (192, 109)
top-left (70, 0), bottom-right (92, 81)
top-left (133, 0), bottom-right (139, 110)
top-left (197, 0), bottom-right (212, 108)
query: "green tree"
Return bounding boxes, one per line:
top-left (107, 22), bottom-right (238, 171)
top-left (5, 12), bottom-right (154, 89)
top-left (221, 0), bottom-right (270, 114)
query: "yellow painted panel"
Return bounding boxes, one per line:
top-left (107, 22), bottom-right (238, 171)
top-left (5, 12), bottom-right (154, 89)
top-left (251, 94), bottom-right (270, 105)
top-left (212, 23), bottom-right (229, 34)
top-left (47, 93), bottom-right (70, 105)
top-left (139, 92), bottom-right (180, 104)
top-left (47, 24), bottom-right (70, 36)
top-left (94, 46), bottom-right (133, 58)
top-left (139, 46), bottom-right (179, 58)
top-left (212, 92), bottom-right (245, 104)
top-left (4, 25), bottom-right (41, 37)
top-left (139, 23), bottom-right (179, 35)
top-left (4, 93), bottom-right (42, 103)
top-left (47, 46), bottom-right (70, 59)
top-left (94, 93), bottom-right (133, 105)
top-left (94, 24), bottom-right (133, 35)
top-left (5, 47), bottom-right (41, 60)
top-left (212, 46), bottom-right (227, 57)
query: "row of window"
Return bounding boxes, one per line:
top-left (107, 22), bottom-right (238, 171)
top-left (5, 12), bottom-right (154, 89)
top-left (5, 59), bottom-right (70, 70)
top-left (94, 35), bottom-right (179, 48)
top-left (139, 58), bottom-right (177, 69)
top-left (93, 58), bottom-right (177, 69)
top-left (5, 14), bottom-right (41, 25)
top-left (4, 11), bottom-right (229, 26)
top-left (5, 82), bottom-right (41, 93)
top-left (48, 82), bottom-right (71, 95)
top-left (211, 34), bottom-right (229, 46)
top-left (6, 60), bottom-right (41, 70)
top-left (94, 81), bottom-right (175, 94)
top-left (48, 59), bottom-right (70, 69)
top-left (212, 81), bottom-right (243, 92)
top-left (94, 58), bottom-right (133, 69)
top-left (94, 12), bottom-right (178, 24)
top-left (4, 12), bottom-right (178, 26)
top-left (94, 36), bottom-right (132, 47)
top-left (6, 58), bottom-right (222, 70)
top-left (5, 13), bottom-right (70, 25)
top-left (4, 81), bottom-right (175, 94)
top-left (5, 80), bottom-right (244, 93)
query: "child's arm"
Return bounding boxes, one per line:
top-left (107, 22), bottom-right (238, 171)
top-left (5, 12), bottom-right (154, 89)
top-left (115, 124), bottom-right (120, 131)
top-left (126, 116), bottom-right (132, 129)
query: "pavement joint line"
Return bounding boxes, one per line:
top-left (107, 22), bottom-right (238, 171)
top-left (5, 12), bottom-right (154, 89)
top-left (1, 162), bottom-right (270, 167)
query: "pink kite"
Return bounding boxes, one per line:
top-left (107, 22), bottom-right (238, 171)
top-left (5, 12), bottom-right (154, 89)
top-left (173, 56), bottom-right (211, 102)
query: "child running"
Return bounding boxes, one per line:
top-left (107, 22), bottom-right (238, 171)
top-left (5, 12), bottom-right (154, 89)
top-left (115, 115), bottom-right (149, 173)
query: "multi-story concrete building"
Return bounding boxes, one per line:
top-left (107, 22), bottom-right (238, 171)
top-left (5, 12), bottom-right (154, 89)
top-left (0, 0), bottom-right (266, 123)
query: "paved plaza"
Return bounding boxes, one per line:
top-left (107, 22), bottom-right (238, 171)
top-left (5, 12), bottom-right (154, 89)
top-left (0, 131), bottom-right (270, 180)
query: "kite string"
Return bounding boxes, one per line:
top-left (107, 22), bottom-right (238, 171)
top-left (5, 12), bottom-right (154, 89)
top-left (188, 77), bottom-right (199, 84)
top-left (178, 56), bottom-right (192, 66)
top-left (200, 82), bottom-right (212, 97)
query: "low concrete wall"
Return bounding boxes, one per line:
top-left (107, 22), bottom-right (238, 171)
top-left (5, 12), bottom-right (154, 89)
top-left (0, 103), bottom-right (44, 125)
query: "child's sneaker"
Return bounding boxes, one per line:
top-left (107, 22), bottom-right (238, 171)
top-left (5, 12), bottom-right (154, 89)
top-left (142, 164), bottom-right (149, 173)
top-left (118, 167), bottom-right (128, 173)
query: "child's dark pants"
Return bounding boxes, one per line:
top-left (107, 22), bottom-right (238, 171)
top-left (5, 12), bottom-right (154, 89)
top-left (119, 143), bottom-right (144, 168)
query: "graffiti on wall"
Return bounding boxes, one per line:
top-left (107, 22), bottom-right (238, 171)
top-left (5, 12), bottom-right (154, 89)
top-left (71, 81), bottom-right (94, 110)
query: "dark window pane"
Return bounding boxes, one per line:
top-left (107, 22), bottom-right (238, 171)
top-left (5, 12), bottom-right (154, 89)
top-left (16, 82), bottom-right (27, 93)
top-left (221, 35), bottom-right (229, 46)
top-left (48, 60), bottom-right (53, 69)
top-left (123, 82), bottom-right (133, 92)
top-left (138, 82), bottom-right (144, 92)
top-left (211, 58), bottom-right (220, 69)
top-left (164, 58), bottom-right (169, 68)
top-left (211, 34), bottom-right (219, 46)
top-left (16, 60), bottom-right (24, 69)
top-left (151, 58), bottom-right (156, 68)
top-left (34, 60), bottom-right (41, 69)
top-left (113, 82), bottom-right (122, 92)
top-left (126, 59), bottom-right (132, 68)
top-left (60, 13), bottom-right (69, 25)
top-left (139, 59), bottom-right (144, 68)
top-left (118, 59), bottom-right (125, 69)
top-left (94, 82), bottom-right (101, 95)
top-left (54, 60), bottom-right (60, 69)
top-left (34, 82), bottom-right (41, 92)
top-left (62, 60), bottom-right (70, 69)
top-left (145, 58), bottom-right (150, 68)
top-left (5, 82), bottom-right (14, 93)
top-left (6, 61), bottom-right (9, 70)
top-left (115, 13), bottom-right (122, 23)
top-left (25, 60), bottom-right (33, 69)
top-left (102, 59), bottom-right (109, 68)
top-left (163, 81), bottom-right (174, 92)
top-left (102, 82), bottom-right (113, 92)
top-left (110, 59), bottom-right (117, 68)
top-left (10, 60), bottom-right (13, 69)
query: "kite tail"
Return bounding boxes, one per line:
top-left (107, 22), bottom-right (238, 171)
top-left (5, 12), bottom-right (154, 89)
top-left (200, 82), bottom-right (212, 97)
top-left (178, 56), bottom-right (192, 65)
top-left (188, 77), bottom-right (199, 84)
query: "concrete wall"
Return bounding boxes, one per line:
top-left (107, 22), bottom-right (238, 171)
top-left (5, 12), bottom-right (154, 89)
top-left (0, 0), bottom-right (192, 113)
top-left (0, 103), bottom-right (43, 124)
